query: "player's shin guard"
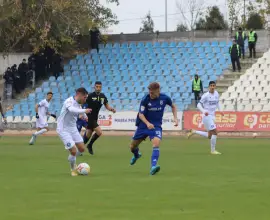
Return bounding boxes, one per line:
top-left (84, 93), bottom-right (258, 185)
top-left (89, 133), bottom-right (100, 145)
top-left (34, 128), bottom-right (47, 136)
top-left (83, 132), bottom-right (90, 144)
top-left (211, 135), bottom-right (217, 152)
top-left (68, 155), bottom-right (76, 170)
top-left (151, 147), bottom-right (160, 167)
top-left (131, 147), bottom-right (140, 158)
top-left (195, 130), bottom-right (208, 138)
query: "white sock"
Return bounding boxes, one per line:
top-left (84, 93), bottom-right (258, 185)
top-left (68, 155), bottom-right (76, 170)
top-left (195, 130), bottom-right (208, 138)
top-left (34, 128), bottom-right (47, 136)
top-left (211, 135), bottom-right (217, 152)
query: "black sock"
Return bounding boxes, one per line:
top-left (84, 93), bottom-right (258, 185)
top-left (89, 133), bottom-right (100, 146)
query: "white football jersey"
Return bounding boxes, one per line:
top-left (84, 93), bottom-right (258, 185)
top-left (38, 99), bottom-right (50, 119)
top-left (57, 97), bottom-right (84, 132)
top-left (199, 91), bottom-right (220, 116)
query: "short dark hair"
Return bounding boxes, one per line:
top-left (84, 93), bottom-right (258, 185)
top-left (209, 81), bottom-right (216, 86)
top-left (76, 87), bottom-right (88, 95)
top-left (238, 27), bottom-right (242, 31)
top-left (195, 74), bottom-right (198, 77)
top-left (47, 92), bottom-right (53, 95)
top-left (148, 82), bottom-right (160, 90)
top-left (23, 59), bottom-right (26, 61)
top-left (95, 81), bottom-right (102, 85)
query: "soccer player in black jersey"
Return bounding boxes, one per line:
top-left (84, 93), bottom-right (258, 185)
top-left (84, 81), bottom-right (116, 155)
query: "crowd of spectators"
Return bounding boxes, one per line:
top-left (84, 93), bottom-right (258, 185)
top-left (3, 47), bottom-right (63, 99)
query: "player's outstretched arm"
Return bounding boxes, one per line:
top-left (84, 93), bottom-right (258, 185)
top-left (171, 104), bottom-right (178, 127)
top-left (105, 103), bottom-right (116, 113)
top-left (68, 106), bottom-right (91, 114)
top-left (139, 113), bottom-right (154, 129)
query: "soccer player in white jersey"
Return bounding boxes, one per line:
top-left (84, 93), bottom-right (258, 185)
top-left (187, 81), bottom-right (224, 155)
top-left (29, 92), bottom-right (56, 145)
top-left (57, 88), bottom-right (91, 176)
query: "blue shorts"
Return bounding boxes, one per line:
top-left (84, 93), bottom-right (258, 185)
top-left (76, 120), bottom-right (88, 132)
top-left (132, 127), bottom-right (162, 140)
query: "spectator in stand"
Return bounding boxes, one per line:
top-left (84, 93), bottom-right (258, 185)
top-left (18, 59), bottom-right (29, 90)
top-left (229, 40), bottom-right (241, 72)
top-left (90, 26), bottom-right (100, 53)
top-left (235, 27), bottom-right (247, 59)
top-left (44, 46), bottom-right (55, 73)
top-left (3, 67), bottom-right (14, 99)
top-left (52, 52), bottom-right (63, 79)
top-left (28, 54), bottom-right (36, 71)
top-left (11, 64), bottom-right (21, 93)
top-left (36, 51), bottom-right (47, 79)
top-left (248, 28), bottom-right (258, 58)
top-left (192, 74), bottom-right (203, 107)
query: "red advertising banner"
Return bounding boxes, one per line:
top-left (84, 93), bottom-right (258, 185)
top-left (184, 111), bottom-right (270, 131)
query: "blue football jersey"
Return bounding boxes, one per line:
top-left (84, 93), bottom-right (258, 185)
top-left (136, 93), bottom-right (172, 129)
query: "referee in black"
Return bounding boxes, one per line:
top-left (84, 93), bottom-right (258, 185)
top-left (84, 81), bottom-right (116, 155)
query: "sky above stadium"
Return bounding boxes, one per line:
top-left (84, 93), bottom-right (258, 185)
top-left (100, 0), bottom-right (227, 34)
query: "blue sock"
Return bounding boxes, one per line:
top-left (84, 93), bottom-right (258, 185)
top-left (131, 147), bottom-right (139, 158)
top-left (83, 132), bottom-right (90, 144)
top-left (151, 147), bottom-right (160, 167)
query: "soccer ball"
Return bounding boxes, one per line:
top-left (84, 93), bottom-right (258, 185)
top-left (77, 163), bottom-right (90, 175)
top-left (253, 133), bottom-right (258, 138)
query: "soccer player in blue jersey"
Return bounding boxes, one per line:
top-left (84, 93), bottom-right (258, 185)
top-left (130, 82), bottom-right (178, 175)
top-left (76, 103), bottom-right (88, 133)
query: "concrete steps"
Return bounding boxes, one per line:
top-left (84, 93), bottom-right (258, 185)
top-left (216, 57), bottom-right (261, 94)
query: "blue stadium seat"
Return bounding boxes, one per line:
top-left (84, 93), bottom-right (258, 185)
top-left (193, 42), bottom-right (201, 48)
top-left (202, 41), bottom-right (210, 47)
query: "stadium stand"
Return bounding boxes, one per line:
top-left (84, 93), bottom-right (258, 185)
top-left (220, 49), bottom-right (270, 111)
top-left (6, 40), bottom-right (233, 123)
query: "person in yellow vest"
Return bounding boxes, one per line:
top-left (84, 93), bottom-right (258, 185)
top-left (229, 40), bottom-right (241, 72)
top-left (248, 28), bottom-right (258, 58)
top-left (235, 27), bottom-right (247, 59)
top-left (192, 74), bottom-right (203, 107)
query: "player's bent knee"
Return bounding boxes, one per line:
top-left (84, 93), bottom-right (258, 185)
top-left (69, 146), bottom-right (77, 156)
top-left (95, 127), bottom-right (102, 136)
top-left (152, 137), bottom-right (161, 147)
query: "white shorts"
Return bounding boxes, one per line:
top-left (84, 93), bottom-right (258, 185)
top-left (36, 117), bottom-right (48, 129)
top-left (57, 130), bottom-right (83, 150)
top-left (202, 115), bottom-right (216, 131)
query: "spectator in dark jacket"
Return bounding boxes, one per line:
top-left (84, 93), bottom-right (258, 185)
top-left (235, 27), bottom-right (247, 59)
top-left (229, 40), bottom-right (241, 72)
top-left (3, 67), bottom-right (13, 84)
top-left (18, 59), bottom-right (29, 90)
top-left (52, 53), bottom-right (63, 79)
top-left (11, 64), bottom-right (21, 93)
top-left (3, 67), bottom-right (14, 100)
top-left (90, 26), bottom-right (100, 53)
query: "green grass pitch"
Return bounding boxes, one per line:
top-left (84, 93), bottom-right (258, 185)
top-left (1, 136), bottom-right (270, 220)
